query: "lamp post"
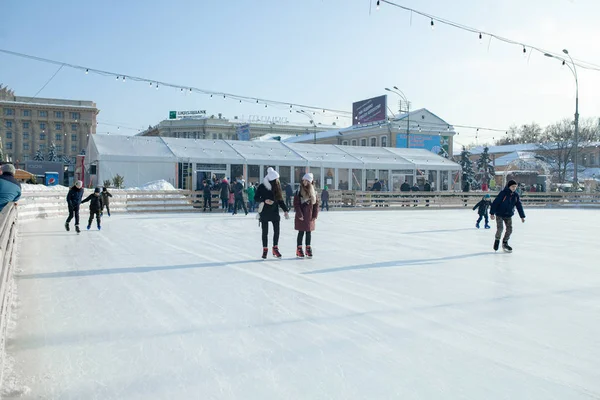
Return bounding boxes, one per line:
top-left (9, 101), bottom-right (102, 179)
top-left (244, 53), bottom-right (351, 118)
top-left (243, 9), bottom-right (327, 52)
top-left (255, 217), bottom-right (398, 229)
top-left (544, 49), bottom-right (579, 187)
top-left (296, 110), bottom-right (317, 144)
top-left (385, 87), bottom-right (411, 148)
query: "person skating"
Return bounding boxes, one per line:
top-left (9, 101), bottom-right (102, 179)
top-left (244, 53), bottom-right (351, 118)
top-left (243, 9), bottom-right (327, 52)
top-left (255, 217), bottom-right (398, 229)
top-left (246, 182), bottom-right (256, 212)
top-left (202, 180), bottom-right (212, 212)
top-left (321, 186), bottom-right (329, 211)
top-left (233, 178), bottom-right (248, 215)
top-left (254, 167), bottom-right (289, 259)
top-left (472, 194), bottom-right (492, 229)
top-left (294, 173), bottom-right (319, 258)
top-left (65, 180), bottom-right (84, 233)
top-left (284, 182), bottom-right (294, 210)
top-left (490, 179), bottom-right (526, 252)
top-left (101, 187), bottom-right (113, 216)
top-left (82, 187), bottom-right (104, 230)
top-left (219, 178), bottom-right (230, 212)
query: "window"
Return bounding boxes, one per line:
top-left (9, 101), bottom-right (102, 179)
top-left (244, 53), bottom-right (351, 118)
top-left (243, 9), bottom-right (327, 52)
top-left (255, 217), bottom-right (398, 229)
top-left (71, 145), bottom-right (78, 153)
top-left (39, 110), bottom-right (48, 117)
top-left (40, 122), bottom-right (46, 130)
top-left (23, 143), bottom-right (30, 151)
top-left (5, 121), bottom-right (12, 128)
top-left (381, 136), bottom-right (388, 147)
top-left (55, 111), bottom-right (64, 118)
top-left (370, 137), bottom-right (377, 147)
top-left (23, 155), bottom-right (30, 161)
top-left (70, 112), bottom-right (80, 120)
top-left (23, 122), bottom-right (30, 129)
top-left (71, 134), bottom-right (77, 142)
top-left (342, 140), bottom-right (349, 146)
top-left (56, 145), bottom-right (62, 153)
top-left (71, 124), bottom-right (78, 131)
top-left (6, 132), bottom-right (12, 139)
top-left (23, 132), bottom-right (29, 140)
top-left (6, 143), bottom-right (12, 150)
top-left (40, 133), bottom-right (46, 140)
top-left (23, 109), bottom-right (31, 117)
top-left (360, 138), bottom-right (367, 146)
top-left (212, 133), bottom-right (217, 139)
top-left (55, 123), bottom-right (62, 130)
top-left (3, 108), bottom-right (15, 116)
top-left (39, 144), bottom-right (46, 150)
top-left (55, 134), bottom-right (62, 141)
top-left (351, 139), bottom-right (357, 146)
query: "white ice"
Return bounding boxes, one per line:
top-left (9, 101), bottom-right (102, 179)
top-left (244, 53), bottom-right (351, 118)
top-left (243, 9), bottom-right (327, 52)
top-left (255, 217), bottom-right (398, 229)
top-left (6, 209), bottom-right (600, 399)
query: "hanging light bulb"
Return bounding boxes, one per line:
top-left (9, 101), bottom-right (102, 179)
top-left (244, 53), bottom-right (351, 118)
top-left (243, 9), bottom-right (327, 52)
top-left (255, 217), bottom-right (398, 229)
top-left (431, 19), bottom-right (435, 30)
top-left (479, 32), bottom-right (482, 41)
top-left (149, 82), bottom-right (153, 87)
top-left (122, 76), bottom-right (126, 82)
top-left (156, 83), bottom-right (159, 90)
top-left (223, 95), bottom-right (226, 99)
top-left (180, 88), bottom-right (183, 93)
top-left (265, 104), bottom-right (268, 108)
top-left (189, 88), bottom-right (192, 93)
top-left (256, 99), bottom-right (259, 103)
top-left (523, 46), bottom-right (527, 56)
top-left (85, 69), bottom-right (89, 74)
top-left (376, 0), bottom-right (380, 10)
top-left (210, 94), bottom-right (213, 98)
top-left (116, 76), bottom-right (119, 80)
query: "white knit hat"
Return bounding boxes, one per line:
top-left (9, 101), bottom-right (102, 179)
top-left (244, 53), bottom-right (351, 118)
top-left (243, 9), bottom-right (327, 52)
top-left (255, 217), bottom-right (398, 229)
top-left (75, 180), bottom-right (83, 188)
top-left (265, 167), bottom-right (280, 181)
top-left (302, 173), bottom-right (314, 183)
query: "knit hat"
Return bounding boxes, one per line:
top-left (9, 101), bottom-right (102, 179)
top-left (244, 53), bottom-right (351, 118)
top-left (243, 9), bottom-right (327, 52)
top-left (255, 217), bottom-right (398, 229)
top-left (302, 172), bottom-right (314, 183)
top-left (102, 187), bottom-right (107, 191)
top-left (94, 187), bottom-right (101, 193)
top-left (484, 194), bottom-right (491, 199)
top-left (324, 185), bottom-right (328, 190)
top-left (75, 180), bottom-right (83, 188)
top-left (265, 167), bottom-right (279, 182)
top-left (1, 164), bottom-right (15, 175)
top-left (507, 179), bottom-right (517, 187)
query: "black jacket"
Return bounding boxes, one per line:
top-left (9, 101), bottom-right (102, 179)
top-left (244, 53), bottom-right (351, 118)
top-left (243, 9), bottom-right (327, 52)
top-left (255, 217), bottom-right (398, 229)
top-left (411, 185), bottom-right (420, 192)
top-left (400, 183), bottom-right (411, 192)
top-left (220, 181), bottom-right (230, 200)
top-left (101, 190), bottom-right (113, 205)
top-left (284, 184), bottom-right (294, 198)
top-left (424, 183), bottom-right (431, 192)
top-left (82, 193), bottom-right (103, 212)
top-left (234, 182), bottom-right (245, 199)
top-left (202, 184), bottom-right (211, 195)
top-left (472, 199), bottom-right (491, 215)
top-left (255, 183), bottom-right (289, 222)
top-left (66, 186), bottom-right (84, 208)
top-left (372, 181), bottom-right (382, 191)
top-left (491, 188), bottom-right (525, 218)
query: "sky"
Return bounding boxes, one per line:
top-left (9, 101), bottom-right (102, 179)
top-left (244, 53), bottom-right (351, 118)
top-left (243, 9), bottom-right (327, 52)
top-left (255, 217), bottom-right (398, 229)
top-left (1, 0), bottom-right (599, 147)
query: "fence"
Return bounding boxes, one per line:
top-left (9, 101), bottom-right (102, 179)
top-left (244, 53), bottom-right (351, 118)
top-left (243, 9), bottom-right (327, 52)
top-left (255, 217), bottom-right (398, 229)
top-left (0, 204), bottom-right (18, 383)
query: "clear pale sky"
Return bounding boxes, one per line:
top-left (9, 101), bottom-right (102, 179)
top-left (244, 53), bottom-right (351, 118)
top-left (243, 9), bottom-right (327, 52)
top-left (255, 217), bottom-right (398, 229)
top-left (1, 0), bottom-right (598, 146)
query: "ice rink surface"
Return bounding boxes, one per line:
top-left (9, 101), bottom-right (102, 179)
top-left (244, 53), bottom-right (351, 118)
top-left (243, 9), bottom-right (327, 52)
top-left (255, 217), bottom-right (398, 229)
top-left (6, 208), bottom-right (600, 399)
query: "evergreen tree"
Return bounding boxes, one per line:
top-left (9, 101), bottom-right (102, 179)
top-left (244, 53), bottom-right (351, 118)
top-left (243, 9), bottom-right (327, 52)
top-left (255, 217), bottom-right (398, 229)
top-left (47, 142), bottom-right (59, 162)
top-left (459, 147), bottom-right (475, 191)
top-left (34, 148), bottom-right (45, 161)
top-left (476, 146), bottom-right (495, 187)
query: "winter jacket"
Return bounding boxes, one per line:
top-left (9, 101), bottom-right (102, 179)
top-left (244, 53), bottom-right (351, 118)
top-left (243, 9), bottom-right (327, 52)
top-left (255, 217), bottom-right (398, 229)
top-left (400, 182), bottom-right (411, 192)
top-left (0, 173), bottom-right (22, 211)
top-left (220, 181), bottom-right (230, 200)
top-left (321, 189), bottom-right (329, 202)
top-left (101, 190), bottom-right (113, 205)
top-left (66, 186), bottom-right (84, 208)
top-left (472, 199), bottom-right (491, 216)
top-left (294, 190), bottom-right (319, 231)
top-left (233, 182), bottom-right (245, 199)
top-left (411, 185), bottom-right (420, 192)
top-left (81, 193), bottom-right (103, 212)
top-left (255, 182), bottom-right (289, 222)
top-left (202, 184), bottom-right (211, 196)
top-left (424, 183), bottom-right (432, 192)
top-left (284, 184), bottom-right (294, 198)
top-left (246, 186), bottom-right (256, 202)
top-left (372, 181), bottom-right (382, 191)
top-left (490, 187), bottom-right (525, 219)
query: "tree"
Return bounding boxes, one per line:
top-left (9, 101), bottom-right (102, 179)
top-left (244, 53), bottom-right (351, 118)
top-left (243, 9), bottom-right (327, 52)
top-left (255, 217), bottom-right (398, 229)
top-left (112, 174), bottom-right (125, 189)
top-left (495, 123), bottom-right (542, 146)
top-left (103, 179), bottom-right (112, 188)
top-left (47, 142), bottom-right (59, 162)
top-left (476, 146), bottom-right (495, 187)
top-left (34, 148), bottom-right (45, 161)
top-left (459, 147), bottom-right (475, 191)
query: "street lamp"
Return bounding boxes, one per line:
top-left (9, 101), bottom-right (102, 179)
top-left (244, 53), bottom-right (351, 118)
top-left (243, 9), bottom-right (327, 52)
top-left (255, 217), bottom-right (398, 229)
top-left (544, 49), bottom-right (579, 186)
top-left (385, 87), bottom-right (411, 148)
top-left (297, 110), bottom-right (317, 144)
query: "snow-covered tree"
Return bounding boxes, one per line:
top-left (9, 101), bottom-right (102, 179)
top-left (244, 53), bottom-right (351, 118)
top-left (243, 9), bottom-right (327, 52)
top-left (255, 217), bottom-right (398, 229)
top-left (460, 147), bottom-right (475, 192)
top-left (34, 148), bottom-right (45, 161)
top-left (476, 146), bottom-right (495, 187)
top-left (47, 142), bottom-right (59, 162)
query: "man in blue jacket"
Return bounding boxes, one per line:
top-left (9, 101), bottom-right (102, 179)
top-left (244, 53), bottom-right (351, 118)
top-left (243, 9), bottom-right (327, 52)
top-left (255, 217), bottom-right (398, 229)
top-left (65, 180), bottom-right (84, 233)
top-left (490, 179), bottom-right (526, 253)
top-left (0, 164), bottom-right (21, 212)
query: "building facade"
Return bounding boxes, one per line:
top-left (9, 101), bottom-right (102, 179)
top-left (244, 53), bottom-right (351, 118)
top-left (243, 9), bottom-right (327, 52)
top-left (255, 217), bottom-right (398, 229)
top-left (0, 86), bottom-right (99, 165)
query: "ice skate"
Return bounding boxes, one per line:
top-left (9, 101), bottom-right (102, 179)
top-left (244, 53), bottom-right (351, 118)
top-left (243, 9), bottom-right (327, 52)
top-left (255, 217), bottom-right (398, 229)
top-left (476, 222), bottom-right (480, 229)
top-left (493, 239), bottom-right (500, 251)
top-left (305, 246), bottom-right (313, 259)
top-left (484, 223), bottom-right (491, 229)
top-left (75, 225), bottom-right (80, 234)
top-left (87, 225), bottom-right (91, 230)
top-left (261, 247), bottom-right (268, 260)
top-left (65, 222), bottom-right (70, 232)
top-left (502, 242), bottom-right (512, 253)
top-left (272, 246), bottom-right (282, 259)
top-left (296, 246), bottom-right (305, 259)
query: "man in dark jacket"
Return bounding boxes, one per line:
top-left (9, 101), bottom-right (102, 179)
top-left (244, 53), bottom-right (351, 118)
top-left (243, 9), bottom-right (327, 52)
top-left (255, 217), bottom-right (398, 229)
top-left (202, 180), bottom-right (212, 212)
top-left (490, 179), bottom-right (526, 252)
top-left (424, 181), bottom-right (432, 192)
top-left (101, 187), bottom-right (113, 217)
top-left (0, 164), bottom-right (21, 212)
top-left (232, 178), bottom-right (248, 215)
top-left (219, 178), bottom-right (230, 212)
top-left (321, 186), bottom-right (330, 211)
top-left (65, 180), bottom-right (84, 232)
top-left (82, 187), bottom-right (103, 230)
top-left (372, 179), bottom-right (382, 192)
top-left (284, 182), bottom-right (294, 209)
top-left (400, 181), bottom-right (411, 192)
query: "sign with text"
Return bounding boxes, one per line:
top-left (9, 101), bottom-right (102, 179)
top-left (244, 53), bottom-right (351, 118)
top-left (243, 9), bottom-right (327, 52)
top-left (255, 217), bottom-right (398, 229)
top-left (236, 124), bottom-right (251, 141)
top-left (396, 134), bottom-right (441, 153)
top-left (352, 95), bottom-right (387, 125)
top-left (169, 110), bottom-right (207, 119)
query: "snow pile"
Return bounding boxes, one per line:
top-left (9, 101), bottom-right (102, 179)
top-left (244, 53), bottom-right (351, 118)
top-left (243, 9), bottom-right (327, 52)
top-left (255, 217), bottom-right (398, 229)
top-left (20, 183), bottom-right (69, 192)
top-left (127, 180), bottom-right (177, 191)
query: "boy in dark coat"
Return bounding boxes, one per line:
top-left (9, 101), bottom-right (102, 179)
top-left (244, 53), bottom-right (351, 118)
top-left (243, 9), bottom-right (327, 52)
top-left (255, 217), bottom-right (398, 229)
top-left (202, 180), bottom-right (212, 212)
top-left (472, 194), bottom-right (492, 229)
top-left (254, 168), bottom-right (289, 259)
top-left (82, 187), bottom-right (104, 230)
top-left (294, 173), bottom-right (319, 258)
top-left (101, 187), bottom-right (113, 216)
top-left (490, 180), bottom-right (526, 252)
top-left (65, 180), bottom-right (84, 232)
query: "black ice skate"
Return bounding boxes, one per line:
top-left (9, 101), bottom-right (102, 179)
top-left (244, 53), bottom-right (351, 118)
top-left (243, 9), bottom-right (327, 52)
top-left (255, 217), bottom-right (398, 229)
top-left (65, 222), bottom-right (70, 232)
top-left (493, 239), bottom-right (500, 251)
top-left (75, 225), bottom-right (80, 234)
top-left (502, 242), bottom-right (513, 253)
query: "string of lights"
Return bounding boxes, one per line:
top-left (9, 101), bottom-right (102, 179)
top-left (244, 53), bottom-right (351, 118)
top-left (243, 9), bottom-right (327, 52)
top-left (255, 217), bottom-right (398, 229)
top-left (377, 0), bottom-right (600, 72)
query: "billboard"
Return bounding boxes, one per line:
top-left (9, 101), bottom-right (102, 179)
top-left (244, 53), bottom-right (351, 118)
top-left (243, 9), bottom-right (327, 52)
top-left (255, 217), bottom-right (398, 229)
top-left (236, 124), bottom-right (251, 141)
top-left (396, 134), bottom-right (442, 153)
top-left (169, 110), bottom-right (207, 119)
top-left (352, 95), bottom-right (387, 125)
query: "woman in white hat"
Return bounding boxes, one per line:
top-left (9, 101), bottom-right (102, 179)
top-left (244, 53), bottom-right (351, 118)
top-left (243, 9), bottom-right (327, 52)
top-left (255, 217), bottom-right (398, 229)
top-left (293, 172), bottom-right (319, 258)
top-left (254, 167), bottom-right (290, 259)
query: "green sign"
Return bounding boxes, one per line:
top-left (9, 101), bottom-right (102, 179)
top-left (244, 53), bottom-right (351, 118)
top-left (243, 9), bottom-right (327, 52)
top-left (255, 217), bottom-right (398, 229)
top-left (169, 111), bottom-right (177, 119)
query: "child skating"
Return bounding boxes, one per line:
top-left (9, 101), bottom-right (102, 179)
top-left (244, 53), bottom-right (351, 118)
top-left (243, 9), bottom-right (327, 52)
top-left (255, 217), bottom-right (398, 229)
top-left (294, 173), bottom-right (319, 258)
top-left (490, 180), bottom-right (526, 253)
top-left (101, 187), bottom-right (113, 216)
top-left (82, 187), bottom-right (104, 230)
top-left (472, 194), bottom-right (491, 229)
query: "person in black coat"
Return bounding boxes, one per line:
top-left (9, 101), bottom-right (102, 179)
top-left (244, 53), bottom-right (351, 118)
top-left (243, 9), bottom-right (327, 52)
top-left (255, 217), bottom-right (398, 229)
top-left (65, 180), bottom-right (84, 232)
top-left (424, 181), bottom-right (431, 192)
top-left (284, 182), bottom-right (294, 209)
top-left (400, 181), bottom-right (411, 192)
top-left (202, 180), bottom-right (212, 212)
top-left (82, 187), bottom-right (104, 230)
top-left (232, 178), bottom-right (248, 215)
top-left (472, 194), bottom-right (492, 229)
top-left (101, 187), bottom-right (113, 217)
top-left (219, 179), bottom-right (230, 212)
top-left (490, 180), bottom-right (526, 252)
top-left (254, 168), bottom-right (289, 259)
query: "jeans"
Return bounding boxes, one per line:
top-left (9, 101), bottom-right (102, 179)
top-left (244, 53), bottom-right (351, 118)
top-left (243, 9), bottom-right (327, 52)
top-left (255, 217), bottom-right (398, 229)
top-left (321, 200), bottom-right (329, 211)
top-left (233, 197), bottom-right (247, 214)
top-left (476, 213), bottom-right (489, 225)
top-left (66, 205), bottom-right (80, 226)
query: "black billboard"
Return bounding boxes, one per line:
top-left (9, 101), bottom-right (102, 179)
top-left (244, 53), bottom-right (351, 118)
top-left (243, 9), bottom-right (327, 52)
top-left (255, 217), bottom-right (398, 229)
top-left (352, 95), bottom-right (387, 125)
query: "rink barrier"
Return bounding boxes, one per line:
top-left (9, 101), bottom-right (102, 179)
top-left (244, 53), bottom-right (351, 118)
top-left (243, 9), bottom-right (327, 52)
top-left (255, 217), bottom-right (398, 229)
top-left (17, 190), bottom-right (196, 221)
top-left (0, 203), bottom-right (18, 379)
